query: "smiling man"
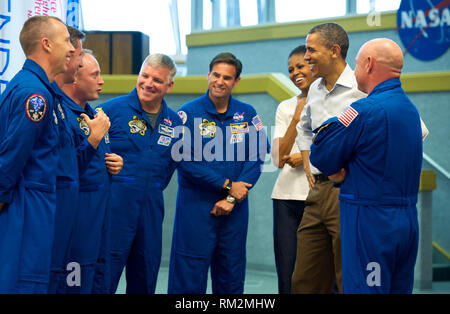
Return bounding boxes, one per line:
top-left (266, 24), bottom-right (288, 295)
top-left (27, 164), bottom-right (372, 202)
top-left (168, 52), bottom-right (269, 294)
top-left (0, 16), bottom-right (74, 294)
top-left (291, 23), bottom-right (366, 294)
top-left (61, 50), bottom-right (122, 294)
top-left (100, 54), bottom-right (182, 294)
top-left (309, 38), bottom-right (423, 294)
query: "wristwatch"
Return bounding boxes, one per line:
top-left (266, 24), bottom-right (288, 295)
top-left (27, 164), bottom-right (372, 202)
top-left (223, 180), bottom-right (232, 193)
top-left (226, 195), bottom-right (236, 204)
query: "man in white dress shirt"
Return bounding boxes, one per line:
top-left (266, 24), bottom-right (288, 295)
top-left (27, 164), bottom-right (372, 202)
top-left (291, 23), bottom-right (366, 294)
top-left (291, 24), bottom-right (429, 294)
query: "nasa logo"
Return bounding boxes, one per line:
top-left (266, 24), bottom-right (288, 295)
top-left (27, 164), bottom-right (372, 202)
top-left (397, 0), bottom-right (450, 61)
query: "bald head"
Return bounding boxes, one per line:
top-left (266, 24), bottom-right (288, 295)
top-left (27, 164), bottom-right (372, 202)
top-left (355, 38), bottom-right (404, 94)
top-left (360, 38), bottom-right (403, 74)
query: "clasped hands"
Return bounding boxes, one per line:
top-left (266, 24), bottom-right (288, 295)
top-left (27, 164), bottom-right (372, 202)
top-left (210, 181), bottom-right (252, 216)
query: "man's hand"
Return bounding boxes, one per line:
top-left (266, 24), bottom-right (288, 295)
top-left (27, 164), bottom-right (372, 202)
top-left (301, 150), bottom-right (315, 189)
top-left (305, 168), bottom-right (316, 190)
top-left (281, 153), bottom-right (303, 168)
top-left (105, 153), bottom-right (123, 175)
top-left (210, 199), bottom-right (235, 216)
top-left (230, 181), bottom-right (252, 202)
top-left (82, 112), bottom-right (111, 149)
top-left (329, 168), bottom-right (346, 183)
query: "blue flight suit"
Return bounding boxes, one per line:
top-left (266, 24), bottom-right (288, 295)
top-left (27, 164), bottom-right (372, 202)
top-left (309, 78), bottom-right (422, 294)
top-left (48, 83), bottom-right (97, 293)
top-left (101, 88), bottom-right (182, 294)
top-left (0, 59), bottom-right (59, 293)
top-left (63, 98), bottom-right (112, 294)
top-left (168, 91), bottom-right (268, 294)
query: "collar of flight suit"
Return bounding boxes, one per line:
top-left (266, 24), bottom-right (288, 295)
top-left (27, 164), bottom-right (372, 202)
top-left (60, 92), bottom-right (96, 118)
top-left (368, 78), bottom-right (402, 98)
top-left (202, 90), bottom-right (238, 120)
top-left (127, 87), bottom-right (170, 129)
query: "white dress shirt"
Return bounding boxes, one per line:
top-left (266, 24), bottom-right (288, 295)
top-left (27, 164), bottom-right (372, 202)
top-left (296, 64), bottom-right (366, 175)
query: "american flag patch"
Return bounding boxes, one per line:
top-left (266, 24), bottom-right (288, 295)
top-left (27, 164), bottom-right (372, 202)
top-left (338, 106), bottom-right (358, 127)
top-left (251, 115), bottom-right (264, 131)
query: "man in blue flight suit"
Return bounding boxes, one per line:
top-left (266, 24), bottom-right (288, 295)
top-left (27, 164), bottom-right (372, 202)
top-left (49, 28), bottom-right (112, 293)
top-left (168, 52), bottom-right (269, 294)
top-left (0, 16), bottom-right (74, 293)
top-left (309, 38), bottom-right (423, 293)
top-left (101, 54), bottom-right (182, 294)
top-left (61, 50), bottom-right (123, 294)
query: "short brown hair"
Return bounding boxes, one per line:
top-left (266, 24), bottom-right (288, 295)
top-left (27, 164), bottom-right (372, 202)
top-left (209, 52), bottom-right (242, 79)
top-left (19, 15), bottom-right (64, 56)
top-left (67, 25), bottom-right (85, 49)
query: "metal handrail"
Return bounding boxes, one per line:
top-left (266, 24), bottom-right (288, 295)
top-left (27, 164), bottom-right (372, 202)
top-left (423, 153), bottom-right (450, 181)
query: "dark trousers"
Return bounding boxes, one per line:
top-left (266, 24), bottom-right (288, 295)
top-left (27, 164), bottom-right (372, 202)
top-left (273, 199), bottom-right (305, 294)
top-left (291, 181), bottom-right (342, 294)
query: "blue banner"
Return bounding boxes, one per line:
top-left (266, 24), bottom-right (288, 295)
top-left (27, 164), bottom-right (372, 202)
top-left (66, 0), bottom-right (80, 28)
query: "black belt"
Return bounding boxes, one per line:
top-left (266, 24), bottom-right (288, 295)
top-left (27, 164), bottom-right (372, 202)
top-left (314, 174), bottom-right (329, 183)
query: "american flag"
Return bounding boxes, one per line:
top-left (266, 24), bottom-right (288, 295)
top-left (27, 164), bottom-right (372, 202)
top-left (338, 106), bottom-right (358, 127)
top-left (251, 115), bottom-right (264, 131)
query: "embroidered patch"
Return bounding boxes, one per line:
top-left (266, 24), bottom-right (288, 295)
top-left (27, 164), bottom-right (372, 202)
top-left (251, 115), bottom-right (264, 131)
top-left (163, 118), bottom-right (173, 126)
top-left (338, 106), bottom-right (358, 127)
top-left (199, 119), bottom-right (216, 138)
top-left (230, 122), bottom-right (249, 134)
top-left (178, 111), bottom-right (187, 124)
top-left (159, 124), bottom-right (174, 138)
top-left (157, 135), bottom-right (172, 146)
top-left (53, 110), bottom-right (58, 125)
top-left (104, 131), bottom-right (110, 144)
top-left (233, 112), bottom-right (244, 122)
top-left (25, 94), bottom-right (47, 122)
top-left (230, 133), bottom-right (244, 144)
top-left (57, 103), bottom-right (65, 120)
top-left (128, 116), bottom-right (147, 136)
top-left (77, 117), bottom-right (90, 136)
top-left (95, 107), bottom-right (104, 113)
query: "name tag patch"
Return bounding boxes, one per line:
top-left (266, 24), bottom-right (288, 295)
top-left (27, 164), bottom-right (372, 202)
top-left (157, 135), bottom-right (172, 146)
top-left (230, 122), bottom-right (249, 134)
top-left (159, 124), bottom-right (174, 138)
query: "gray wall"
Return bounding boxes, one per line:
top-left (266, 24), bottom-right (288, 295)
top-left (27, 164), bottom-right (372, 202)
top-left (186, 29), bottom-right (450, 75)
